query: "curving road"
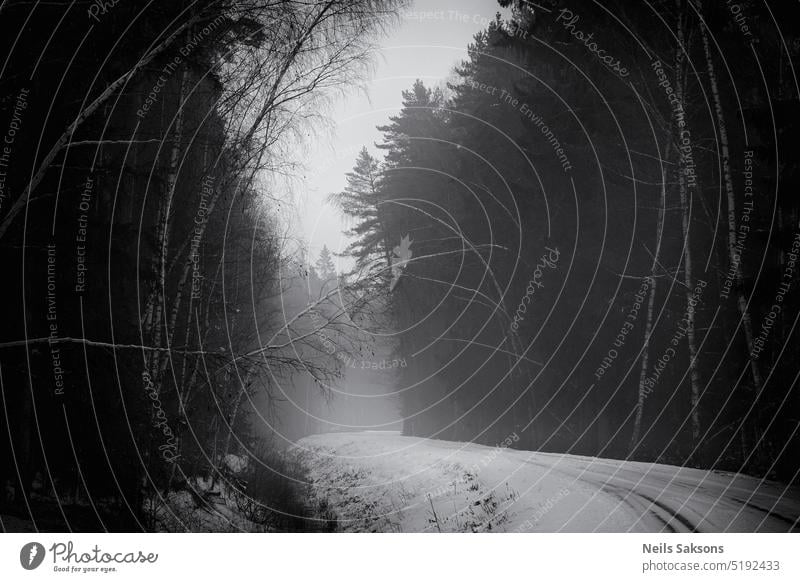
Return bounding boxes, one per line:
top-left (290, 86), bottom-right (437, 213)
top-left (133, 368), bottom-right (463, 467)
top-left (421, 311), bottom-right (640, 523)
top-left (297, 431), bottom-right (800, 533)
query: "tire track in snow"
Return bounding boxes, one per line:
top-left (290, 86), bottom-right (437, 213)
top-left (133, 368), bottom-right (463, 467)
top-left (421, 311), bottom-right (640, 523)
top-left (600, 485), bottom-right (677, 533)
top-left (523, 456), bottom-right (704, 531)
top-left (636, 492), bottom-right (698, 532)
top-left (731, 498), bottom-right (800, 532)
top-left (521, 458), bottom-right (669, 531)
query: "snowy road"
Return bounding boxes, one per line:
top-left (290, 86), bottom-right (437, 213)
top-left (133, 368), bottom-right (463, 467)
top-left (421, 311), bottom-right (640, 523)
top-left (296, 432), bottom-right (800, 533)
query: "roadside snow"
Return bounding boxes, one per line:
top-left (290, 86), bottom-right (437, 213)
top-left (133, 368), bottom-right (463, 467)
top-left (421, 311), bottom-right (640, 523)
top-left (296, 431), bottom-right (800, 533)
top-left (151, 473), bottom-right (269, 532)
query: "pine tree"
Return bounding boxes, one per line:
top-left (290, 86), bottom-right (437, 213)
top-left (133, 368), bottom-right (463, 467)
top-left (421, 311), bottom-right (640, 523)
top-left (328, 148), bottom-right (391, 269)
top-left (315, 245), bottom-right (336, 282)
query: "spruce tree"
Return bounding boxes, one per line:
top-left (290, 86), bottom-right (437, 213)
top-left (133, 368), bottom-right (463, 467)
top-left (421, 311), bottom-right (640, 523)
top-left (315, 245), bottom-right (336, 282)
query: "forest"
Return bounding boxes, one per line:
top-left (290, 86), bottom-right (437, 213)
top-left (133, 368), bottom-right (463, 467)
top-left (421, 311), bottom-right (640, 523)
top-left (1, 0), bottom-right (799, 532)
top-left (332, 0), bottom-right (800, 480)
top-left (0, 0), bottom-right (404, 531)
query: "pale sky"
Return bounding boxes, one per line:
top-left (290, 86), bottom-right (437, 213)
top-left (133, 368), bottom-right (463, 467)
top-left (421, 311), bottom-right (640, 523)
top-left (295, 0), bottom-right (508, 272)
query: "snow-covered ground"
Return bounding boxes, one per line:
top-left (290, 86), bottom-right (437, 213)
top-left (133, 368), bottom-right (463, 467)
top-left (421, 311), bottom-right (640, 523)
top-left (296, 431), bottom-right (800, 533)
top-left (150, 470), bottom-right (270, 533)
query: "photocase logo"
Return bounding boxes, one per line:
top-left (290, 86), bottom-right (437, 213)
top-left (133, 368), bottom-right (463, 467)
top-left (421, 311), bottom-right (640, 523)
top-left (20, 542), bottom-right (46, 570)
top-left (390, 234), bottom-right (413, 291)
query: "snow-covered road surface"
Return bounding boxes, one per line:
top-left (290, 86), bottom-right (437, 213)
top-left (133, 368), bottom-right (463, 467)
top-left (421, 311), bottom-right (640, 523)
top-left (296, 431), bottom-right (800, 533)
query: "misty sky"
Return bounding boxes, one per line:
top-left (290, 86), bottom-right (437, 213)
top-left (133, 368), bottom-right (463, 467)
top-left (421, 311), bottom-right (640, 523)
top-left (296, 0), bottom-right (509, 271)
